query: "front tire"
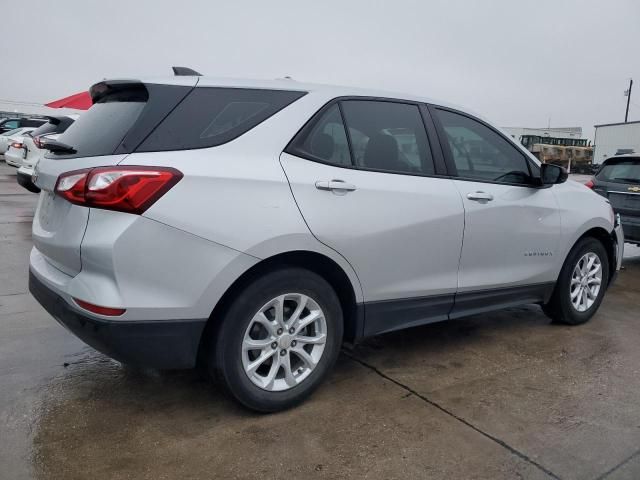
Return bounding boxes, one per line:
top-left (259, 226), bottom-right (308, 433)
top-left (543, 237), bottom-right (609, 325)
top-left (209, 268), bottom-right (343, 412)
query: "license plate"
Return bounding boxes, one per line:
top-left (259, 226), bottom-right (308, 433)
top-left (39, 192), bottom-right (56, 229)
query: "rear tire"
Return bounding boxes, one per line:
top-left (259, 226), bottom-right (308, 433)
top-left (543, 237), bottom-right (609, 325)
top-left (208, 268), bottom-right (343, 412)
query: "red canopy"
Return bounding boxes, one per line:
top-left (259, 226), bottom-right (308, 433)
top-left (45, 91), bottom-right (92, 110)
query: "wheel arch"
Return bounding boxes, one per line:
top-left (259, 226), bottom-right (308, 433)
top-left (566, 226), bottom-right (616, 286)
top-left (198, 250), bottom-right (364, 363)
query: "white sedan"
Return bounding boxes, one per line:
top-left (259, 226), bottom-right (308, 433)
top-left (0, 128), bottom-right (35, 160)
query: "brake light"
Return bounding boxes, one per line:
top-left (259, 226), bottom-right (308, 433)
top-left (33, 136), bottom-right (44, 149)
top-left (584, 178), bottom-right (595, 189)
top-left (10, 142), bottom-right (23, 149)
top-left (73, 298), bottom-right (126, 316)
top-left (55, 166), bottom-right (183, 214)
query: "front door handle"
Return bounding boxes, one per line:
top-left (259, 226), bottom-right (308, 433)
top-left (467, 191), bottom-right (494, 202)
top-left (315, 180), bottom-right (357, 192)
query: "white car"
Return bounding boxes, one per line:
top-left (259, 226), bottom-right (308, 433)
top-left (13, 116), bottom-right (77, 192)
top-left (4, 135), bottom-right (29, 167)
top-left (29, 75), bottom-right (624, 411)
top-left (0, 127), bottom-right (35, 160)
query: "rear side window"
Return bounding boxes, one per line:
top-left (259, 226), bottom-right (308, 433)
top-left (138, 88), bottom-right (306, 152)
top-left (597, 160), bottom-right (640, 184)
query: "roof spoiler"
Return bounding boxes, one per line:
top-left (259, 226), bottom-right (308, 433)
top-left (172, 66), bottom-right (202, 76)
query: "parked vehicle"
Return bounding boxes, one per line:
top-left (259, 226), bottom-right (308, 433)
top-left (520, 135), bottom-right (594, 173)
top-left (29, 76), bottom-right (624, 412)
top-left (588, 155), bottom-right (640, 244)
top-left (15, 115), bottom-right (77, 193)
top-left (0, 127), bottom-right (35, 159)
top-left (4, 136), bottom-right (29, 167)
top-left (0, 117), bottom-right (47, 134)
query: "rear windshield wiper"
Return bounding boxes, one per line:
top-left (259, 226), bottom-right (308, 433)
top-left (43, 139), bottom-right (77, 154)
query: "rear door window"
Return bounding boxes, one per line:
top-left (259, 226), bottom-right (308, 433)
top-left (340, 100), bottom-right (435, 175)
top-left (138, 88), bottom-right (307, 152)
top-left (286, 104), bottom-right (352, 166)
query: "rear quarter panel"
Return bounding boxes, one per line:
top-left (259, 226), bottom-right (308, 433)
top-left (120, 90), bottom-right (363, 303)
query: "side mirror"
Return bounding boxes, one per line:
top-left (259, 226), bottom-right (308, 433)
top-left (540, 163), bottom-right (568, 185)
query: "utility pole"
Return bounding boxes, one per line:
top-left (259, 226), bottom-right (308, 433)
top-left (624, 78), bottom-right (633, 123)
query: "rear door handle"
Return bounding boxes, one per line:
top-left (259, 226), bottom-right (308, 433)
top-left (467, 191), bottom-right (494, 202)
top-left (315, 180), bottom-right (357, 192)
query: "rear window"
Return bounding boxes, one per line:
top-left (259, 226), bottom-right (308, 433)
top-left (137, 87), bottom-right (306, 152)
top-left (56, 91), bottom-right (146, 158)
top-left (597, 159), bottom-right (640, 184)
top-left (22, 119), bottom-right (47, 127)
top-left (31, 118), bottom-right (74, 138)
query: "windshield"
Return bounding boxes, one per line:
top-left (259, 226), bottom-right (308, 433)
top-left (597, 159), bottom-right (640, 184)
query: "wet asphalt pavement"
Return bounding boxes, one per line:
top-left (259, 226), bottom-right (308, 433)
top-left (1, 162), bottom-right (640, 480)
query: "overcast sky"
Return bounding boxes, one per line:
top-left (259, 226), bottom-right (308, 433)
top-left (1, 0), bottom-right (638, 139)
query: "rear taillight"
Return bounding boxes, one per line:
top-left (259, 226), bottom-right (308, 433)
top-left (33, 136), bottom-right (44, 149)
top-left (10, 142), bottom-right (23, 149)
top-left (584, 178), bottom-right (595, 189)
top-left (55, 166), bottom-right (183, 214)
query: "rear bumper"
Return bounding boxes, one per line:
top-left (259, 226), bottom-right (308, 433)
top-left (4, 149), bottom-right (23, 167)
top-left (16, 168), bottom-right (40, 193)
top-left (29, 270), bottom-right (207, 369)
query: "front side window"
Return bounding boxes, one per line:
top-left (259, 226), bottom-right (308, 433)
top-left (3, 121), bottom-right (19, 130)
top-left (340, 100), bottom-right (434, 175)
top-left (436, 109), bottom-right (533, 184)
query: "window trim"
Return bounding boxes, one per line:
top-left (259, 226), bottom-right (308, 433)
top-left (284, 96), bottom-right (447, 179)
top-left (428, 104), bottom-right (543, 188)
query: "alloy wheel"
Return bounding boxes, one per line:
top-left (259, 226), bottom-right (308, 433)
top-left (241, 293), bottom-right (327, 392)
top-left (569, 252), bottom-right (602, 313)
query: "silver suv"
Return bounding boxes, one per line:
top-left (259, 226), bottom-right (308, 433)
top-left (29, 75), bottom-right (623, 411)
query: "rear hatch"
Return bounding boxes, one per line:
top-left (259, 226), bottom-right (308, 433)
top-left (32, 78), bottom-right (198, 276)
top-left (594, 157), bottom-right (640, 217)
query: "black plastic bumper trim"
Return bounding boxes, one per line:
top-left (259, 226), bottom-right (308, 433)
top-left (29, 270), bottom-right (207, 369)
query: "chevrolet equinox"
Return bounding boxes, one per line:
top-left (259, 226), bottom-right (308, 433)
top-left (29, 75), bottom-right (624, 411)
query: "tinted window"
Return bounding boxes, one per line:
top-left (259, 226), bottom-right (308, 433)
top-left (22, 119), bottom-right (46, 127)
top-left (340, 100), bottom-right (434, 175)
top-left (597, 160), bottom-right (640, 184)
top-left (32, 118), bottom-right (74, 138)
top-left (138, 88), bottom-right (306, 152)
top-left (436, 109), bottom-right (532, 184)
top-left (56, 100), bottom-right (145, 157)
top-left (288, 104), bottom-right (351, 166)
top-left (3, 120), bottom-right (19, 130)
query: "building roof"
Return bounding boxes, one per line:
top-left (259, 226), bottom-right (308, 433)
top-left (594, 120), bottom-right (640, 128)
